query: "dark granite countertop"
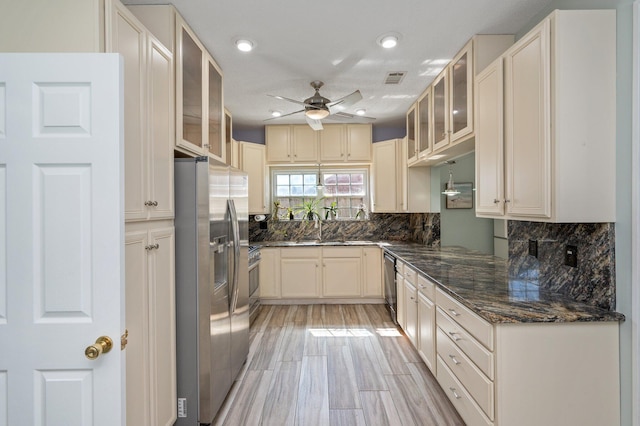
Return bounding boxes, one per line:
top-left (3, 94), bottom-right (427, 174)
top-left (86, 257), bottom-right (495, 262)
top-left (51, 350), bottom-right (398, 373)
top-left (382, 242), bottom-right (625, 324)
top-left (256, 240), bottom-right (625, 324)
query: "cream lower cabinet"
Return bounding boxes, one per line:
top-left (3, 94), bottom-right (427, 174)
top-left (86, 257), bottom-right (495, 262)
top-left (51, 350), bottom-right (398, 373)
top-left (259, 247), bottom-right (280, 298)
top-left (260, 246), bottom-right (384, 301)
top-left (417, 275), bottom-right (436, 373)
top-left (404, 279), bottom-right (418, 346)
top-left (435, 287), bottom-right (620, 426)
top-left (362, 247), bottom-right (383, 297)
top-left (280, 248), bottom-right (322, 298)
top-left (239, 141), bottom-right (268, 214)
top-left (125, 222), bottom-right (176, 426)
top-left (396, 262), bottom-right (406, 330)
top-left (322, 247), bottom-right (361, 297)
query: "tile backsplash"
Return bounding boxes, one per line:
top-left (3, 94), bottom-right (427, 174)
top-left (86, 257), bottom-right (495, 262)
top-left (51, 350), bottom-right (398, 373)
top-left (249, 213), bottom-right (441, 246)
top-left (508, 221), bottom-right (616, 311)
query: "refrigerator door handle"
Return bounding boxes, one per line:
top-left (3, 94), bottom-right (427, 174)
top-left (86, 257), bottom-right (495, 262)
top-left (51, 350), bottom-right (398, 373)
top-left (228, 199), bottom-right (240, 313)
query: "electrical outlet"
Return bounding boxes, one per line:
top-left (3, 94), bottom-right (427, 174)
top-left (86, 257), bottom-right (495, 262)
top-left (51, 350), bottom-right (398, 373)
top-left (564, 245), bottom-right (578, 268)
top-left (528, 240), bottom-right (538, 258)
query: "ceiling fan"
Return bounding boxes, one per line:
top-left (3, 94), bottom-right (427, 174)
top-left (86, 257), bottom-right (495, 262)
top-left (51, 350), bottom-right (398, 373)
top-left (266, 80), bottom-right (375, 130)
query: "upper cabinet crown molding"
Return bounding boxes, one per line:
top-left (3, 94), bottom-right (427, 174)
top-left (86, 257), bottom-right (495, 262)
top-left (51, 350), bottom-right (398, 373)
top-left (475, 9), bottom-right (616, 223)
top-left (409, 34), bottom-right (514, 168)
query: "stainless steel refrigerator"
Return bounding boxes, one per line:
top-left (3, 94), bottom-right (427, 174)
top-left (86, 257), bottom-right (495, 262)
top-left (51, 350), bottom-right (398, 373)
top-left (174, 156), bottom-right (249, 425)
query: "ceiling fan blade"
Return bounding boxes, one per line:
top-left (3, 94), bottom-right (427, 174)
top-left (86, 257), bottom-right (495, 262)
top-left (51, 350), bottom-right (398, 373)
top-left (333, 111), bottom-right (376, 121)
top-left (263, 109), bottom-right (305, 122)
top-left (306, 115), bottom-right (324, 131)
top-left (328, 90), bottom-right (363, 113)
top-left (268, 94), bottom-right (322, 110)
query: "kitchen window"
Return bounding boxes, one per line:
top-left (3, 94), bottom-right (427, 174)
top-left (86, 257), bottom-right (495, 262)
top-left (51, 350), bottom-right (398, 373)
top-left (272, 168), bottom-right (369, 220)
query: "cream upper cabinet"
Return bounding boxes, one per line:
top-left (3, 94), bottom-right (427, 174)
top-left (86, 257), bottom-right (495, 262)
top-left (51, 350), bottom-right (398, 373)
top-left (372, 139), bottom-right (434, 213)
top-left (129, 5), bottom-right (225, 161)
top-left (406, 104), bottom-right (419, 165)
top-left (372, 139), bottom-right (400, 212)
top-left (417, 88), bottom-right (433, 158)
top-left (266, 125), bottom-right (319, 163)
top-left (319, 124), bottom-right (372, 162)
top-left (475, 58), bottom-right (505, 217)
top-left (108, 1), bottom-right (174, 222)
top-left (175, 16), bottom-right (225, 161)
top-left (432, 68), bottom-right (450, 151)
top-left (410, 35), bottom-right (513, 166)
top-left (476, 10), bottom-right (616, 222)
top-left (239, 142), bottom-right (268, 214)
top-left (225, 109), bottom-right (239, 167)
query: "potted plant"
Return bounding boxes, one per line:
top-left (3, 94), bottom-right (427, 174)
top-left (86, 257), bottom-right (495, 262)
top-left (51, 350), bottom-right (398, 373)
top-left (272, 200), bottom-right (281, 221)
top-left (296, 198), bottom-right (322, 221)
top-left (323, 201), bottom-right (339, 220)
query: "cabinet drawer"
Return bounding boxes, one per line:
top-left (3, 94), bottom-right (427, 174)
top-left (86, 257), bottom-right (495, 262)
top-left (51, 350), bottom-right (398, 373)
top-left (404, 265), bottom-right (417, 284)
top-left (436, 356), bottom-right (493, 426)
top-left (437, 327), bottom-right (494, 420)
top-left (436, 288), bottom-right (493, 350)
top-left (437, 308), bottom-right (494, 379)
top-left (322, 247), bottom-right (361, 258)
top-left (280, 247), bottom-right (321, 258)
top-left (417, 274), bottom-right (435, 300)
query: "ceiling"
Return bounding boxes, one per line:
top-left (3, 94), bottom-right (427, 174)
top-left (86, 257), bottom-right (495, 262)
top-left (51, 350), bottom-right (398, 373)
top-left (123, 0), bottom-right (554, 131)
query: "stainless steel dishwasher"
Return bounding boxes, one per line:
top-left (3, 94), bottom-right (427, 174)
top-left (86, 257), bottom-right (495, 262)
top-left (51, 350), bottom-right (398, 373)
top-left (383, 253), bottom-right (398, 325)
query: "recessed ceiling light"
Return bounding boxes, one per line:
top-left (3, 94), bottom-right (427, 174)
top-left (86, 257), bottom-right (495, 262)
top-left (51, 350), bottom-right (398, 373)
top-left (355, 109), bottom-right (366, 116)
top-left (271, 110), bottom-right (282, 117)
top-left (377, 32), bottom-right (401, 49)
top-left (236, 39), bottom-right (254, 52)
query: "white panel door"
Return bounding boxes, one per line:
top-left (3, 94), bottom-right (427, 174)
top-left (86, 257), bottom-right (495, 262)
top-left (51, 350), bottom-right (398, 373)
top-left (0, 54), bottom-right (124, 426)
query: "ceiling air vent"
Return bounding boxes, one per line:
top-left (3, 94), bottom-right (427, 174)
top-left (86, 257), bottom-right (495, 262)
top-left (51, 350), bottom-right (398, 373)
top-left (384, 71), bottom-right (406, 85)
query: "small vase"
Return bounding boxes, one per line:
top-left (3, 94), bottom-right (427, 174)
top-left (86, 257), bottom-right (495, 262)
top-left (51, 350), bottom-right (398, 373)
top-left (289, 212), bottom-right (294, 220)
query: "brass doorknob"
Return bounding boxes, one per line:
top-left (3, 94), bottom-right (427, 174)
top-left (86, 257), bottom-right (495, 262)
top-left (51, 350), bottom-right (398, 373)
top-left (85, 336), bottom-right (113, 360)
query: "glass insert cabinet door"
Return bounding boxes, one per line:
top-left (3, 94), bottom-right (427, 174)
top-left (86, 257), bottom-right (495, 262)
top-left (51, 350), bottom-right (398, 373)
top-left (180, 27), bottom-right (203, 148)
top-left (406, 105), bottom-right (417, 160)
top-left (449, 40), bottom-right (473, 141)
top-left (208, 60), bottom-right (223, 158)
top-left (418, 87), bottom-right (432, 155)
top-left (432, 68), bottom-right (449, 150)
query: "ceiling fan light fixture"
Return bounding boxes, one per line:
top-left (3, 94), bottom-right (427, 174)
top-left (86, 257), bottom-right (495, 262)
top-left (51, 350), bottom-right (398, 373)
top-left (305, 108), bottom-right (330, 120)
top-left (235, 39), bottom-right (254, 52)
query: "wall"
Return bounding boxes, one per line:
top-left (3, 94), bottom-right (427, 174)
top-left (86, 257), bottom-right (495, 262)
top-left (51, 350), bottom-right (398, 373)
top-left (372, 126), bottom-right (405, 142)
top-left (233, 127), bottom-right (264, 144)
top-left (508, 221), bottom-right (616, 310)
top-left (438, 152), bottom-right (494, 254)
top-left (519, 2), bottom-right (634, 424)
top-left (233, 124), bottom-right (406, 145)
top-left (249, 213), bottom-right (440, 245)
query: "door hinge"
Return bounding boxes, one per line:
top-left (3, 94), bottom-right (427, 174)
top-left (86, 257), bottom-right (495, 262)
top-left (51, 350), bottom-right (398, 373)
top-left (121, 329), bottom-right (129, 350)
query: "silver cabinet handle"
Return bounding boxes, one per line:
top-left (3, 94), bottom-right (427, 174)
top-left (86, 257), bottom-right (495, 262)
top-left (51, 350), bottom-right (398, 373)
top-left (448, 331), bottom-right (461, 341)
top-left (145, 243), bottom-right (159, 251)
top-left (449, 309), bottom-right (460, 317)
top-left (449, 387), bottom-right (461, 400)
top-left (448, 354), bottom-right (461, 365)
top-left (144, 201), bottom-right (158, 206)
top-left (505, 199), bottom-right (511, 203)
top-left (493, 199), bottom-right (500, 204)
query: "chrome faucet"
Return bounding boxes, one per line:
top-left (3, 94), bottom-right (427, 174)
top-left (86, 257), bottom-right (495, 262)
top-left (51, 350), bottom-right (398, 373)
top-left (314, 218), bottom-right (322, 241)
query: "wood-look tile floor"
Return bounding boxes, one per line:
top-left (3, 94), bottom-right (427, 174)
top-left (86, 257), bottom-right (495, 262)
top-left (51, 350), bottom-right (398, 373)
top-left (213, 304), bottom-right (464, 426)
